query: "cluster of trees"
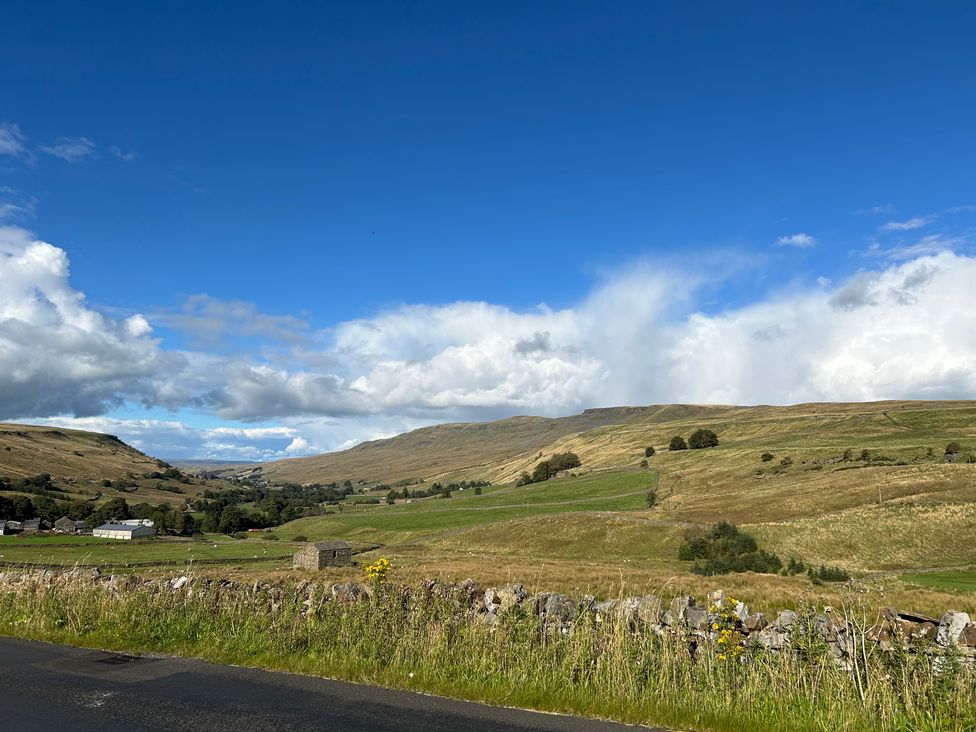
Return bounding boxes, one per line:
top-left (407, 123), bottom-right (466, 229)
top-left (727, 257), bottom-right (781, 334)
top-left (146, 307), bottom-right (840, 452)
top-left (678, 522), bottom-right (782, 576)
top-left (194, 489), bottom-right (336, 533)
top-left (783, 557), bottom-right (851, 583)
top-left (197, 500), bottom-right (266, 534)
top-left (514, 452), bottom-right (582, 486)
top-left (0, 473), bottom-right (67, 499)
top-left (195, 482), bottom-right (356, 530)
top-left (678, 523), bottom-right (851, 583)
top-left (385, 479), bottom-right (489, 503)
top-left (669, 429), bottom-right (719, 451)
top-left (144, 467), bottom-right (191, 483)
top-left (201, 482), bottom-right (354, 506)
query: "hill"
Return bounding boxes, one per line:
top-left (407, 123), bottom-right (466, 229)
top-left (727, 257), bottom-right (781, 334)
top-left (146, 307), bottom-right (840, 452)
top-left (0, 423), bottom-right (210, 505)
top-left (271, 400), bottom-right (976, 613)
top-left (247, 400), bottom-right (976, 488)
top-left (248, 404), bottom-right (733, 485)
top-left (0, 423), bottom-right (168, 481)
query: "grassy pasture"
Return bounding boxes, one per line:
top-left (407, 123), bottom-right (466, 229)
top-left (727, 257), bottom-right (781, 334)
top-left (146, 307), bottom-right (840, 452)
top-left (901, 571), bottom-right (976, 593)
top-left (283, 469), bottom-right (657, 544)
top-left (0, 534), bottom-right (295, 567)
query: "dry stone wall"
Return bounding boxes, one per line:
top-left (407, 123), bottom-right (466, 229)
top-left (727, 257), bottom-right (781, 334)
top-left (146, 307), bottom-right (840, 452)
top-left (1, 569), bottom-right (973, 669)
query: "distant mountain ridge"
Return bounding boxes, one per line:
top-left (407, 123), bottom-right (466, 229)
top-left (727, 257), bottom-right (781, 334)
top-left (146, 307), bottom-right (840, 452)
top-left (237, 400), bottom-right (976, 486)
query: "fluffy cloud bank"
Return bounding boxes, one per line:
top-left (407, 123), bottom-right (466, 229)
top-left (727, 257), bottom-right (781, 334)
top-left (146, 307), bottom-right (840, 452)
top-left (0, 227), bottom-right (185, 418)
top-left (2, 224), bottom-right (976, 457)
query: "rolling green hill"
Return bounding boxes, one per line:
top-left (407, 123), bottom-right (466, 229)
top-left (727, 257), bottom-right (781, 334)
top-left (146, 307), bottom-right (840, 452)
top-left (271, 400), bottom-right (976, 613)
top-left (250, 400), bottom-right (976, 487)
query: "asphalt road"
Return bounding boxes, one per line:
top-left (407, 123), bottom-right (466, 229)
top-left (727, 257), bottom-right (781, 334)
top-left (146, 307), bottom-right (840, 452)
top-left (0, 637), bottom-right (660, 731)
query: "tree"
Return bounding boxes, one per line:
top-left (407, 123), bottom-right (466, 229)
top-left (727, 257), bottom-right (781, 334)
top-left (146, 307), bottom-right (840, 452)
top-left (385, 489), bottom-right (397, 505)
top-left (548, 452), bottom-right (581, 472)
top-left (474, 486), bottom-right (482, 495)
top-left (639, 459), bottom-right (649, 469)
top-left (176, 512), bottom-right (198, 535)
top-left (217, 505), bottom-right (246, 534)
top-left (91, 497), bottom-right (130, 526)
top-left (761, 452), bottom-right (774, 462)
top-left (644, 446), bottom-right (655, 458)
top-left (688, 429), bottom-right (719, 449)
top-left (669, 436), bottom-right (687, 451)
top-left (645, 489), bottom-right (658, 508)
top-left (10, 495), bottom-right (35, 521)
top-left (946, 442), bottom-right (962, 455)
top-left (531, 461), bottom-right (552, 483)
top-left (677, 522), bottom-right (782, 576)
top-left (201, 502), bottom-right (223, 533)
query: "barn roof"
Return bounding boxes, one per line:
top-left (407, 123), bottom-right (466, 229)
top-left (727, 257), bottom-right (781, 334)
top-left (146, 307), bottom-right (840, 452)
top-left (312, 540), bottom-right (351, 551)
top-left (94, 523), bottom-right (152, 532)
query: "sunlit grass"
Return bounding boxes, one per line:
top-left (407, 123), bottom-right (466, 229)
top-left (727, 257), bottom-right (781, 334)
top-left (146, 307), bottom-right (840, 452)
top-left (2, 572), bottom-right (974, 732)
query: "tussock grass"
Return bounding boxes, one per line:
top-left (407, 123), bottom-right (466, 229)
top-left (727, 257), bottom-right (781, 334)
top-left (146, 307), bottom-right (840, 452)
top-left (2, 573), bottom-right (974, 732)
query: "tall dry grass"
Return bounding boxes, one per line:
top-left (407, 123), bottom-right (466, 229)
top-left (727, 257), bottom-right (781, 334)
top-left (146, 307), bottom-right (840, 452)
top-left (1, 573), bottom-right (973, 732)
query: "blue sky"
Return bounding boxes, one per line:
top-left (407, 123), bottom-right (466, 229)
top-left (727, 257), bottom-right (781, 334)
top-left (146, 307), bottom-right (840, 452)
top-left (2, 2), bottom-right (976, 460)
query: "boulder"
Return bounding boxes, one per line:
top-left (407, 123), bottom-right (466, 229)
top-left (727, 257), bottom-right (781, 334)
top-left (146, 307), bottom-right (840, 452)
top-left (911, 622), bottom-right (938, 646)
top-left (664, 595), bottom-right (696, 626)
top-left (732, 601), bottom-right (750, 623)
top-left (594, 599), bottom-right (621, 624)
top-left (534, 592), bottom-right (577, 623)
top-left (936, 611), bottom-right (971, 647)
top-left (684, 604), bottom-right (709, 630)
top-left (331, 582), bottom-right (370, 603)
top-left (635, 595), bottom-right (664, 625)
top-left (773, 609), bottom-right (797, 631)
top-left (457, 578), bottom-right (483, 608)
top-left (483, 583), bottom-right (528, 614)
top-left (754, 626), bottom-right (791, 650)
top-left (743, 612), bottom-right (768, 632)
top-left (958, 624), bottom-right (976, 647)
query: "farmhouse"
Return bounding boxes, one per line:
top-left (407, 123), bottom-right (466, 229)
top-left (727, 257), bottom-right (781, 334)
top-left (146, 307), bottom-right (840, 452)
top-left (93, 523), bottom-right (155, 540)
top-left (0, 520), bottom-right (22, 535)
top-left (293, 540), bottom-right (353, 570)
top-left (54, 516), bottom-right (86, 534)
top-left (21, 518), bottom-right (51, 533)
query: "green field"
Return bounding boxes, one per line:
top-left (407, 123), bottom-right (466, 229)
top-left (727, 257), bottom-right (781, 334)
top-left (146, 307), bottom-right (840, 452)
top-left (283, 469), bottom-right (657, 544)
top-left (0, 534), bottom-right (295, 567)
top-left (900, 571), bottom-right (976, 593)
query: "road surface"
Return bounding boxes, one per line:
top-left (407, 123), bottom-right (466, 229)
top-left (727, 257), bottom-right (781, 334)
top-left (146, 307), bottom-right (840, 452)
top-left (0, 637), bottom-right (660, 731)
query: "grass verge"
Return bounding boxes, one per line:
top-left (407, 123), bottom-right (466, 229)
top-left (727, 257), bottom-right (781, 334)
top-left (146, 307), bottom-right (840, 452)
top-left (1, 571), bottom-right (974, 732)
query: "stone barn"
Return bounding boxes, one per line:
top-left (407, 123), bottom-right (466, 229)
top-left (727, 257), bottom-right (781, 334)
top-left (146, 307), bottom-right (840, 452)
top-left (293, 540), bottom-right (353, 570)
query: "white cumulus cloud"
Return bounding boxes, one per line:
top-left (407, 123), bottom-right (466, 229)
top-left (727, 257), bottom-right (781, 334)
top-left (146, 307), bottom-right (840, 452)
top-left (4, 226), bottom-right (976, 459)
top-left (775, 233), bottom-right (817, 248)
top-left (0, 226), bottom-right (178, 418)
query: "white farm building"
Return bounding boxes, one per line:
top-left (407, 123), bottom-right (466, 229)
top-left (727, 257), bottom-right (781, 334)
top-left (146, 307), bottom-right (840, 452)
top-left (93, 523), bottom-right (156, 540)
